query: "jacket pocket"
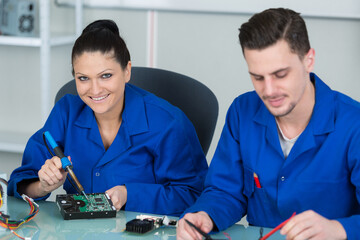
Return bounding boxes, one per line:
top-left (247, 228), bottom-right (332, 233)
top-left (243, 166), bottom-right (275, 226)
top-left (243, 166), bottom-right (269, 202)
top-left (243, 165), bottom-right (255, 199)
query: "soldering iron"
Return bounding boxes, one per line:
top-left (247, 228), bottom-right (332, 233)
top-left (43, 131), bottom-right (89, 202)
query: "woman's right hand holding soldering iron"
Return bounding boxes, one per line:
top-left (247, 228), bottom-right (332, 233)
top-left (38, 156), bottom-right (68, 194)
top-left (20, 156), bottom-right (69, 199)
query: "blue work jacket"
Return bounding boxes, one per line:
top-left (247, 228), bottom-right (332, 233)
top-left (8, 84), bottom-right (208, 216)
top-left (185, 73), bottom-right (360, 239)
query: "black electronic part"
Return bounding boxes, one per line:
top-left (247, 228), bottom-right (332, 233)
top-left (168, 219), bottom-right (177, 226)
top-left (56, 193), bottom-right (116, 220)
top-left (125, 215), bottom-right (178, 235)
top-left (125, 219), bottom-right (155, 234)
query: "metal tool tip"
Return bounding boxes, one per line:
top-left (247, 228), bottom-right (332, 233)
top-left (82, 191), bottom-right (90, 201)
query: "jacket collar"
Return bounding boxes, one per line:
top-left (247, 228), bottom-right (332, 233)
top-left (308, 73), bottom-right (335, 135)
top-left (122, 84), bottom-right (149, 135)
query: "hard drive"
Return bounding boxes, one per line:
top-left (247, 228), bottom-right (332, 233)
top-left (56, 193), bottom-right (116, 220)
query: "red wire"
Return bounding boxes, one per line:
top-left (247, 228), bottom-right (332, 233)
top-left (223, 231), bottom-right (232, 240)
top-left (260, 212), bottom-right (296, 240)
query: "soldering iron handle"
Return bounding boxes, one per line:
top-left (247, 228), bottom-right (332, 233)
top-left (43, 131), bottom-right (72, 170)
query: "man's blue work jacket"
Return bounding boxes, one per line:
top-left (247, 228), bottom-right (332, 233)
top-left (8, 84), bottom-right (208, 216)
top-left (185, 73), bottom-right (360, 239)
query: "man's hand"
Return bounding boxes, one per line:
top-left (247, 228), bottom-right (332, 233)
top-left (106, 185), bottom-right (127, 211)
top-left (280, 210), bottom-right (347, 240)
top-left (177, 211), bottom-right (214, 240)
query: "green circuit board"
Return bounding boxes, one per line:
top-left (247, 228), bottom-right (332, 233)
top-left (56, 193), bottom-right (116, 220)
top-left (73, 193), bottom-right (114, 212)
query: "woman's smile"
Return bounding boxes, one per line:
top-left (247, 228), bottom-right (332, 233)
top-left (90, 94), bottom-right (110, 102)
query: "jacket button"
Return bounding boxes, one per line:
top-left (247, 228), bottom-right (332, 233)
top-left (281, 176), bottom-right (285, 181)
top-left (95, 172), bottom-right (100, 177)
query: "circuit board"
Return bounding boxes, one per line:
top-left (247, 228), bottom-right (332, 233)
top-left (56, 193), bottom-right (116, 220)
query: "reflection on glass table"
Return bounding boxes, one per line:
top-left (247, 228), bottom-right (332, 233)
top-left (0, 196), bottom-right (284, 240)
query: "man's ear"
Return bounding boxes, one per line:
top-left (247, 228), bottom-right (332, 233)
top-left (304, 48), bottom-right (315, 73)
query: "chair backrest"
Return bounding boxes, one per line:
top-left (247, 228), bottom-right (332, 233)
top-left (55, 66), bottom-right (219, 155)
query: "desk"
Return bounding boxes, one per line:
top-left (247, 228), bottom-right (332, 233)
top-left (0, 196), bottom-right (284, 240)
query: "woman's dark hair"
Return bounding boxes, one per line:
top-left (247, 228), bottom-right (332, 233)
top-left (71, 19), bottom-right (131, 74)
top-left (239, 8), bottom-right (310, 58)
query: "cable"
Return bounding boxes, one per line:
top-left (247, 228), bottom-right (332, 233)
top-left (0, 187), bottom-right (3, 210)
top-left (0, 194), bottom-right (39, 240)
top-left (42, 133), bottom-right (54, 157)
top-left (0, 177), bottom-right (7, 213)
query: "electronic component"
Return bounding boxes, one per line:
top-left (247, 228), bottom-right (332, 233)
top-left (126, 219), bottom-right (154, 234)
top-left (56, 193), bottom-right (116, 220)
top-left (0, 0), bottom-right (37, 37)
top-left (125, 214), bottom-right (177, 234)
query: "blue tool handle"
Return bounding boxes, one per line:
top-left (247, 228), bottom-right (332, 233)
top-left (43, 131), bottom-right (72, 170)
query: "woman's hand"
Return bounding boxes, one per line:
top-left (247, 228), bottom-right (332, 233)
top-left (106, 185), bottom-right (127, 211)
top-left (21, 156), bottom-right (68, 199)
top-left (37, 156), bottom-right (68, 195)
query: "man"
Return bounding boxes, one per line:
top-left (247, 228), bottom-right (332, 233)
top-left (177, 8), bottom-right (360, 240)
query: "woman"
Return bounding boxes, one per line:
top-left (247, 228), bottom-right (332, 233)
top-left (8, 20), bottom-right (208, 216)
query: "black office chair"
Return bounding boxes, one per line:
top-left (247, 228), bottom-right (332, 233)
top-left (55, 66), bottom-right (219, 156)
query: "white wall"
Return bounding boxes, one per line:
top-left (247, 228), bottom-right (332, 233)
top-left (1, 2), bottom-right (360, 181)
